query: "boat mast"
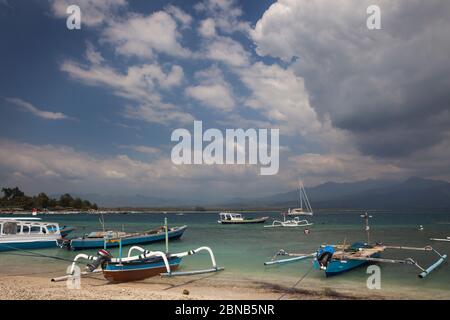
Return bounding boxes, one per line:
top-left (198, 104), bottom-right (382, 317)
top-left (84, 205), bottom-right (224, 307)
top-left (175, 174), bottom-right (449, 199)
top-left (165, 217), bottom-right (169, 254)
top-left (300, 180), bottom-right (313, 214)
top-left (299, 181), bottom-right (303, 210)
top-left (361, 212), bottom-right (372, 244)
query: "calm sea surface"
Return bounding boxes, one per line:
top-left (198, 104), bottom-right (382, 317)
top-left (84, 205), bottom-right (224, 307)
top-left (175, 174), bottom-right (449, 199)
top-left (1, 210), bottom-right (449, 298)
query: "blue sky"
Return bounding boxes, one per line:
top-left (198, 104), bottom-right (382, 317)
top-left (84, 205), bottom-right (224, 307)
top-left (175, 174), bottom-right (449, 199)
top-left (1, 0), bottom-right (449, 200)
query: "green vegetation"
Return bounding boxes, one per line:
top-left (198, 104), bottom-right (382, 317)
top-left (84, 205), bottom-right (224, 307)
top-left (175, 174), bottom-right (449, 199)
top-left (0, 187), bottom-right (98, 211)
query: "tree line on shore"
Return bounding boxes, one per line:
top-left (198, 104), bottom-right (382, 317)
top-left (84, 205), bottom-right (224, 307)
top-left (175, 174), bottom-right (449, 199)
top-left (0, 187), bottom-right (98, 211)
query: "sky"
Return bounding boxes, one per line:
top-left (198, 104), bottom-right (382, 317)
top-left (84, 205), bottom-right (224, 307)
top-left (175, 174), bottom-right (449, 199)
top-left (0, 0), bottom-right (449, 201)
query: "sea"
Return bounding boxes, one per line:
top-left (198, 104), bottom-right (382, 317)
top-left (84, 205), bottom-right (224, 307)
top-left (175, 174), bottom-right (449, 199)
top-left (1, 210), bottom-right (449, 299)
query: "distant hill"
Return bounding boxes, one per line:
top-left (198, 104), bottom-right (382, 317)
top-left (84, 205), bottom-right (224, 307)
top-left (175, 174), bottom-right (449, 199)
top-left (221, 177), bottom-right (450, 210)
top-left (61, 177), bottom-right (450, 209)
top-left (319, 177), bottom-right (450, 209)
top-left (57, 193), bottom-right (185, 208)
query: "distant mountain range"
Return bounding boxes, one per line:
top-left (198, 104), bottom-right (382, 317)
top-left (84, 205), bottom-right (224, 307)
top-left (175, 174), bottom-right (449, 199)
top-left (222, 177), bottom-right (450, 209)
top-left (69, 177), bottom-right (450, 209)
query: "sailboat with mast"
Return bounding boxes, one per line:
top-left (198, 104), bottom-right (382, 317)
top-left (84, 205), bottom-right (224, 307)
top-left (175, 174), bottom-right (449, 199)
top-left (286, 181), bottom-right (313, 216)
top-left (265, 180), bottom-right (314, 228)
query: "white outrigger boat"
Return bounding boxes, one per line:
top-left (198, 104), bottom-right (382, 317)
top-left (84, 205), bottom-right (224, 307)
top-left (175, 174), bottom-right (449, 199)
top-left (285, 181), bottom-right (313, 217)
top-left (264, 215), bottom-right (313, 228)
top-left (0, 217), bottom-right (62, 251)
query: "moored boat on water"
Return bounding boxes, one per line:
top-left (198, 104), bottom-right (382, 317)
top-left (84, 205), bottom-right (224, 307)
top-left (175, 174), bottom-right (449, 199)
top-left (64, 225), bottom-right (187, 250)
top-left (265, 215), bottom-right (313, 228)
top-left (218, 212), bottom-right (268, 224)
top-left (285, 181), bottom-right (314, 217)
top-left (265, 213), bottom-right (447, 278)
top-left (0, 217), bottom-right (62, 251)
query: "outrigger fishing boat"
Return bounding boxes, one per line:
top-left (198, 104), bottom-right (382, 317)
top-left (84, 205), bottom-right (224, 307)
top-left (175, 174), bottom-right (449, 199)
top-left (52, 218), bottom-right (224, 283)
top-left (218, 212), bottom-right (268, 224)
top-left (285, 181), bottom-right (313, 217)
top-left (265, 213), bottom-right (447, 278)
top-left (62, 225), bottom-right (187, 250)
top-left (264, 215), bottom-right (313, 228)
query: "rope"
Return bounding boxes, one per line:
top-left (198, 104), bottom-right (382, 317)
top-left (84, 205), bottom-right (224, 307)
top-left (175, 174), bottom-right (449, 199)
top-left (0, 244), bottom-right (79, 263)
top-left (278, 263), bottom-right (314, 300)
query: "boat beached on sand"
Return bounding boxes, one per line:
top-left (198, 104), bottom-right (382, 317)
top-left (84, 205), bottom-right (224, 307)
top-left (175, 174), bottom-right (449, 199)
top-left (52, 219), bottom-right (224, 283)
top-left (265, 213), bottom-right (447, 278)
top-left (218, 212), bottom-right (268, 224)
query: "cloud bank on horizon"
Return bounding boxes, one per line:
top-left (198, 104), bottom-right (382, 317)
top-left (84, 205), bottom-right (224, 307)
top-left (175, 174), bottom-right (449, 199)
top-left (0, 0), bottom-right (449, 199)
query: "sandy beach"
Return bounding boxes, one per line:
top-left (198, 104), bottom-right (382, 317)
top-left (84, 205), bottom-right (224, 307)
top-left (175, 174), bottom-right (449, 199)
top-left (2, 271), bottom-right (447, 300)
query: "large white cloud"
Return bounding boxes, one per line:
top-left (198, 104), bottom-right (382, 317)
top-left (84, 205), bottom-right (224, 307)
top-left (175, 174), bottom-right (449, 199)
top-left (102, 10), bottom-right (191, 59)
top-left (60, 45), bottom-right (193, 125)
top-left (251, 0), bottom-right (450, 158)
top-left (195, 0), bottom-right (250, 34)
top-left (0, 139), bottom-right (288, 199)
top-left (185, 66), bottom-right (235, 111)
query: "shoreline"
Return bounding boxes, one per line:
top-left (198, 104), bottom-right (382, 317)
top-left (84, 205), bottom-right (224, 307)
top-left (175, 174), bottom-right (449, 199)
top-left (1, 272), bottom-right (448, 300)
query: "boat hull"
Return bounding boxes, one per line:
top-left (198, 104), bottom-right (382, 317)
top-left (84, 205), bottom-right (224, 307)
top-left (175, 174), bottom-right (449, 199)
top-left (102, 256), bottom-right (182, 282)
top-left (0, 239), bottom-right (59, 252)
top-left (69, 226), bottom-right (187, 250)
top-left (218, 217), bottom-right (269, 224)
top-left (59, 226), bottom-right (76, 238)
top-left (313, 253), bottom-right (381, 276)
top-left (287, 212), bottom-right (313, 216)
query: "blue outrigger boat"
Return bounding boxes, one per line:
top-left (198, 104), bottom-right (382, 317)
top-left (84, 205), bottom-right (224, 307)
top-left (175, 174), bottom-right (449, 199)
top-left (265, 213), bottom-right (447, 278)
top-left (65, 225), bottom-right (187, 250)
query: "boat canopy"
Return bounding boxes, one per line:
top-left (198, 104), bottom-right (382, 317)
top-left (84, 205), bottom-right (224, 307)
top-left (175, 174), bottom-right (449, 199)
top-left (0, 219), bottom-right (60, 236)
top-left (219, 212), bottom-right (243, 220)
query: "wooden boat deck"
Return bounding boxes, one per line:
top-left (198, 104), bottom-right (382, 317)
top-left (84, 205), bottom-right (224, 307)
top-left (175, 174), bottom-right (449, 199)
top-left (332, 245), bottom-right (385, 260)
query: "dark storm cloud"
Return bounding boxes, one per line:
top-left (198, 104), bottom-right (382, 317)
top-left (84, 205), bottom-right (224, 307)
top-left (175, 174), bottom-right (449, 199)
top-left (252, 0), bottom-right (450, 158)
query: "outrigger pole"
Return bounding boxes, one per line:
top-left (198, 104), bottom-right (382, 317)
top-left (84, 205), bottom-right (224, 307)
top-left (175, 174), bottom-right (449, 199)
top-left (336, 245), bottom-right (447, 278)
top-left (264, 249), bottom-right (316, 266)
top-left (165, 217), bottom-right (169, 254)
top-left (360, 212), bottom-right (372, 244)
top-left (430, 237), bottom-right (450, 242)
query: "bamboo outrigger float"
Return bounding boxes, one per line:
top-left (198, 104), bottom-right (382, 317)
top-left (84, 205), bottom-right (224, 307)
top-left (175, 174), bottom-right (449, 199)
top-left (430, 237), bottom-right (450, 242)
top-left (52, 218), bottom-right (224, 283)
top-left (264, 213), bottom-right (447, 278)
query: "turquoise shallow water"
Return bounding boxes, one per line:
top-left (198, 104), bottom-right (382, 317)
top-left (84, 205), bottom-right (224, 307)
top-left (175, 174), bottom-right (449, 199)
top-left (1, 210), bottom-right (449, 299)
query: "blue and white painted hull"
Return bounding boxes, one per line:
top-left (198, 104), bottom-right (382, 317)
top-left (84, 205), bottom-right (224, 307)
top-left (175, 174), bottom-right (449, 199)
top-left (102, 256), bottom-right (182, 282)
top-left (69, 226), bottom-right (187, 250)
top-left (0, 238), bottom-right (59, 252)
top-left (313, 250), bottom-right (381, 276)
